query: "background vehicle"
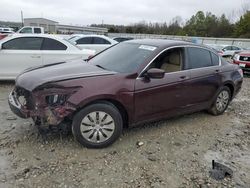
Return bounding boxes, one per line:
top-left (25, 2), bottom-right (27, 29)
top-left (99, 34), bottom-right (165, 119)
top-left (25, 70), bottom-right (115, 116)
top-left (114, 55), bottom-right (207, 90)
top-left (233, 51), bottom-right (250, 74)
top-left (17, 26), bottom-right (44, 34)
top-left (0, 27), bottom-right (14, 34)
top-left (206, 44), bottom-right (244, 57)
top-left (0, 34), bottom-right (95, 80)
top-left (69, 34), bottom-right (118, 53)
top-left (9, 39), bottom-right (243, 148)
top-left (113, 37), bottom-right (133, 43)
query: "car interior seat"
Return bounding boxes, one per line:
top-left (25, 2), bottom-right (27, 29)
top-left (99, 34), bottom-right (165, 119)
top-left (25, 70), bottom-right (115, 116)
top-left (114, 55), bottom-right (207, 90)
top-left (160, 51), bottom-right (181, 73)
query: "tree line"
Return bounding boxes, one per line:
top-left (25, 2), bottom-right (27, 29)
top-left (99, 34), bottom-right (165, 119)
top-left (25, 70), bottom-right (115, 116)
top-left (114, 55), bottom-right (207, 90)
top-left (92, 10), bottom-right (250, 38)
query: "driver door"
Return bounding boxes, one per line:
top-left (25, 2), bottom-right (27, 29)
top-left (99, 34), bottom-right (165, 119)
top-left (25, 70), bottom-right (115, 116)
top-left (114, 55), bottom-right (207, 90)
top-left (134, 47), bottom-right (191, 123)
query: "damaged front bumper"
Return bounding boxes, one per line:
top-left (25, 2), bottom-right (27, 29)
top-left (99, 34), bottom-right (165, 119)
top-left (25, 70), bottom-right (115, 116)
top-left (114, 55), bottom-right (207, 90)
top-left (8, 88), bottom-right (77, 125)
top-left (8, 89), bottom-right (30, 118)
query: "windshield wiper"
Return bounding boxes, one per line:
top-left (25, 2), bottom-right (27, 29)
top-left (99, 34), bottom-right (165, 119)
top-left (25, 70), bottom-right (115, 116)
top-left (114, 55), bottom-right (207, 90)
top-left (95, 65), bottom-right (107, 70)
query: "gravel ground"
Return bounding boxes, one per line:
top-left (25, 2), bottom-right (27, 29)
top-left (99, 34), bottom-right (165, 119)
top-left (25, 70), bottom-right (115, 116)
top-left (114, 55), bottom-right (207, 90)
top-left (0, 78), bottom-right (249, 188)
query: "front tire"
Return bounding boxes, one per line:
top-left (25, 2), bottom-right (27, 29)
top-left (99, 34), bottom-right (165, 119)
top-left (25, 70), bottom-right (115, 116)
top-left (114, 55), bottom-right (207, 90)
top-left (72, 102), bottom-right (123, 148)
top-left (208, 86), bottom-right (231, 116)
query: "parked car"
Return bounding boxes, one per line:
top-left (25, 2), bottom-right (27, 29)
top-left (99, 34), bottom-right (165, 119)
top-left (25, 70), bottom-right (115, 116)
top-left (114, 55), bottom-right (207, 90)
top-left (0, 27), bottom-right (14, 34)
top-left (17, 26), bottom-right (44, 34)
top-left (232, 51), bottom-right (250, 74)
top-left (8, 39), bottom-right (243, 148)
top-left (69, 34), bottom-right (118, 53)
top-left (206, 44), bottom-right (243, 57)
top-left (0, 34), bottom-right (95, 80)
top-left (113, 37), bottom-right (134, 43)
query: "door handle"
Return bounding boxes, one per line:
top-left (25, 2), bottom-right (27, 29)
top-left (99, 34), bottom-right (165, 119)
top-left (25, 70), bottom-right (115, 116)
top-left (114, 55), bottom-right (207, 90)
top-left (179, 75), bottom-right (189, 80)
top-left (215, 69), bottom-right (221, 73)
top-left (31, 55), bottom-right (41, 58)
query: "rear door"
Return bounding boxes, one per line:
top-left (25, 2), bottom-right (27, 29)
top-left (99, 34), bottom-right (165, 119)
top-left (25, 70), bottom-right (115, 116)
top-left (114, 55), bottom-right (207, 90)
top-left (0, 37), bottom-right (43, 79)
top-left (185, 47), bottom-right (221, 106)
top-left (41, 38), bottom-right (82, 64)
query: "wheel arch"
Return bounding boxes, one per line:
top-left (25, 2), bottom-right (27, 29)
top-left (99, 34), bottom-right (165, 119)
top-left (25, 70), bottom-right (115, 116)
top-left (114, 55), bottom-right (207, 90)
top-left (74, 98), bottom-right (129, 128)
top-left (223, 81), bottom-right (235, 100)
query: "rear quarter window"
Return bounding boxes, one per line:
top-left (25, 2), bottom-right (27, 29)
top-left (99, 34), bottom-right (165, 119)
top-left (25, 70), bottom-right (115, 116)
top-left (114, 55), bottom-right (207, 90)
top-left (211, 52), bottom-right (219, 66)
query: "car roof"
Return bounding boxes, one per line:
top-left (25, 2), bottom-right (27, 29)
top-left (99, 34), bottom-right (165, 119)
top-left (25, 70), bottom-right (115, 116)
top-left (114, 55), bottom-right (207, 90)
top-left (74, 34), bottom-right (117, 43)
top-left (125, 39), bottom-right (198, 48)
top-left (4, 33), bottom-right (64, 40)
top-left (0, 34), bottom-right (65, 43)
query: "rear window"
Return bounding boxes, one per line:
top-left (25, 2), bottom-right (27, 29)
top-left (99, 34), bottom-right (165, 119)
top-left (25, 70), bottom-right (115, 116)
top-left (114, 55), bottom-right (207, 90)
top-left (93, 37), bottom-right (111, 44)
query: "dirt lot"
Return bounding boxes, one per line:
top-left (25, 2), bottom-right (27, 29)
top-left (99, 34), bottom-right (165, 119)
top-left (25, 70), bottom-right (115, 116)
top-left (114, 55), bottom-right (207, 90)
top-left (0, 78), bottom-right (249, 188)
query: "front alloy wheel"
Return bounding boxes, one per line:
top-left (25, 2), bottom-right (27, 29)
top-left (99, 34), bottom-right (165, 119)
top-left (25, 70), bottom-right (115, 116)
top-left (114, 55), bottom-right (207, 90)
top-left (72, 102), bottom-right (123, 148)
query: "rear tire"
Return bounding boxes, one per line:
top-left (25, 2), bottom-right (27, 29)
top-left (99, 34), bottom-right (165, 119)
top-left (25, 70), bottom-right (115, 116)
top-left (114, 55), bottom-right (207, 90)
top-left (72, 102), bottom-right (123, 148)
top-left (208, 86), bottom-right (231, 116)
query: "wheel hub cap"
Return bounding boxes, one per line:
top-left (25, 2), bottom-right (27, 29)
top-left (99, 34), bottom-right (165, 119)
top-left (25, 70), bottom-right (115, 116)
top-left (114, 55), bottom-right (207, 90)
top-left (80, 111), bottom-right (115, 143)
top-left (216, 90), bottom-right (229, 112)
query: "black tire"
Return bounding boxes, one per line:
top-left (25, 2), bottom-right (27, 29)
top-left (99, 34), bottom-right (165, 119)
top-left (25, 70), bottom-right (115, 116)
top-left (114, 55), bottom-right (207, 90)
top-left (72, 102), bottom-right (123, 148)
top-left (208, 86), bottom-right (231, 116)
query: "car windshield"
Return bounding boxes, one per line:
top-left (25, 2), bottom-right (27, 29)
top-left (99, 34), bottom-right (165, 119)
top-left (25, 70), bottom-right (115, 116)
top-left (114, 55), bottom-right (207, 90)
top-left (89, 43), bottom-right (157, 73)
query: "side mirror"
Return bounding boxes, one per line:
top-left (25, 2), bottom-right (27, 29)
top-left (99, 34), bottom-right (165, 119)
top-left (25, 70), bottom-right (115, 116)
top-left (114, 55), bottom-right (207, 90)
top-left (145, 68), bottom-right (165, 79)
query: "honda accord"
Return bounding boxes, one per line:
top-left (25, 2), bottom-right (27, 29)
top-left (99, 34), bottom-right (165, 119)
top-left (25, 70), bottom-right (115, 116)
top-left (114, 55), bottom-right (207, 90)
top-left (9, 39), bottom-right (243, 148)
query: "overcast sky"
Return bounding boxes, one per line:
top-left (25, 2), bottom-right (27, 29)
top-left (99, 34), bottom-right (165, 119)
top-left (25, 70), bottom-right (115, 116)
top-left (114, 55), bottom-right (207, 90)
top-left (1, 0), bottom-right (249, 25)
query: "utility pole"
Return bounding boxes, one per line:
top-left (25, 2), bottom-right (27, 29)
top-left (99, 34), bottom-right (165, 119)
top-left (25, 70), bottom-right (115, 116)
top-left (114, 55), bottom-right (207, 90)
top-left (21, 10), bottom-right (24, 27)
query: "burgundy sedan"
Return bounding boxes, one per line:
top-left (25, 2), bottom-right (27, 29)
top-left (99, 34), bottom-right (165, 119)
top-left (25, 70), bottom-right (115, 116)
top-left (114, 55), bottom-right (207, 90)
top-left (9, 39), bottom-right (243, 148)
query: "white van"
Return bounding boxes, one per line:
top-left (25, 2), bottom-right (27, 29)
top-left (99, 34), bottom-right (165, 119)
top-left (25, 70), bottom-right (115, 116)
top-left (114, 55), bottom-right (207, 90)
top-left (17, 26), bottom-right (45, 34)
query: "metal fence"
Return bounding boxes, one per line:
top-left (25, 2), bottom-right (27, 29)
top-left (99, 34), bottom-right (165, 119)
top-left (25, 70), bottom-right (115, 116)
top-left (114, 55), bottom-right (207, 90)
top-left (108, 33), bottom-right (250, 48)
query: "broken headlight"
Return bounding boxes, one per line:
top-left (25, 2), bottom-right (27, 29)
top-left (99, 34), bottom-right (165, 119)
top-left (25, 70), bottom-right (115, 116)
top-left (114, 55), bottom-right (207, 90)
top-left (45, 94), bottom-right (68, 106)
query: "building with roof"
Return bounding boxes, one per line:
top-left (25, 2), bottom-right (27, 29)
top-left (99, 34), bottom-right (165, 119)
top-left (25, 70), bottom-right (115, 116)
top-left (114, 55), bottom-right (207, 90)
top-left (23, 18), bottom-right (108, 34)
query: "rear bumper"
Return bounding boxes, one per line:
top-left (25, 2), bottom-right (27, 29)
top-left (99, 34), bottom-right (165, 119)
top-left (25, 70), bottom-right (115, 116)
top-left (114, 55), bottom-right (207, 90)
top-left (8, 90), bottom-right (30, 118)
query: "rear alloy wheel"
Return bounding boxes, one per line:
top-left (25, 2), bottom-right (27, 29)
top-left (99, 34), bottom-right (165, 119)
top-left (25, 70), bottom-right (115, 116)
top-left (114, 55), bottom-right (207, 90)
top-left (72, 102), bottom-right (123, 148)
top-left (208, 86), bottom-right (231, 115)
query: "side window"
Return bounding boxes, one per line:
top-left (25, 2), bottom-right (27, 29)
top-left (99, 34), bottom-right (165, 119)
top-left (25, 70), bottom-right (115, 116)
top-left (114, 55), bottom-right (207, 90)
top-left (34, 28), bottom-right (41, 34)
top-left (42, 38), bottom-right (67, 50)
top-left (232, 46), bottom-right (240, 50)
top-left (149, 48), bottom-right (183, 73)
top-left (223, 46), bottom-right (232, 51)
top-left (211, 52), bottom-right (219, 66)
top-left (76, 37), bottom-right (92, 44)
top-left (187, 47), bottom-right (212, 69)
top-left (93, 37), bottom-right (111, 45)
top-left (19, 27), bottom-right (32, 33)
top-left (2, 37), bottom-right (43, 50)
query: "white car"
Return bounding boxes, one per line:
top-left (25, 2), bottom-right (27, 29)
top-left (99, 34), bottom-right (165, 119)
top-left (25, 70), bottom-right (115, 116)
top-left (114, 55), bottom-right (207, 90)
top-left (206, 44), bottom-right (244, 57)
top-left (69, 34), bottom-right (118, 53)
top-left (0, 34), bottom-right (95, 80)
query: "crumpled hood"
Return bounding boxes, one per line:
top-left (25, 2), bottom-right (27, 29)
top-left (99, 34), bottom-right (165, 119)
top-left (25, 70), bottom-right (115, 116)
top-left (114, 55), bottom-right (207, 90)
top-left (15, 59), bottom-right (116, 91)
